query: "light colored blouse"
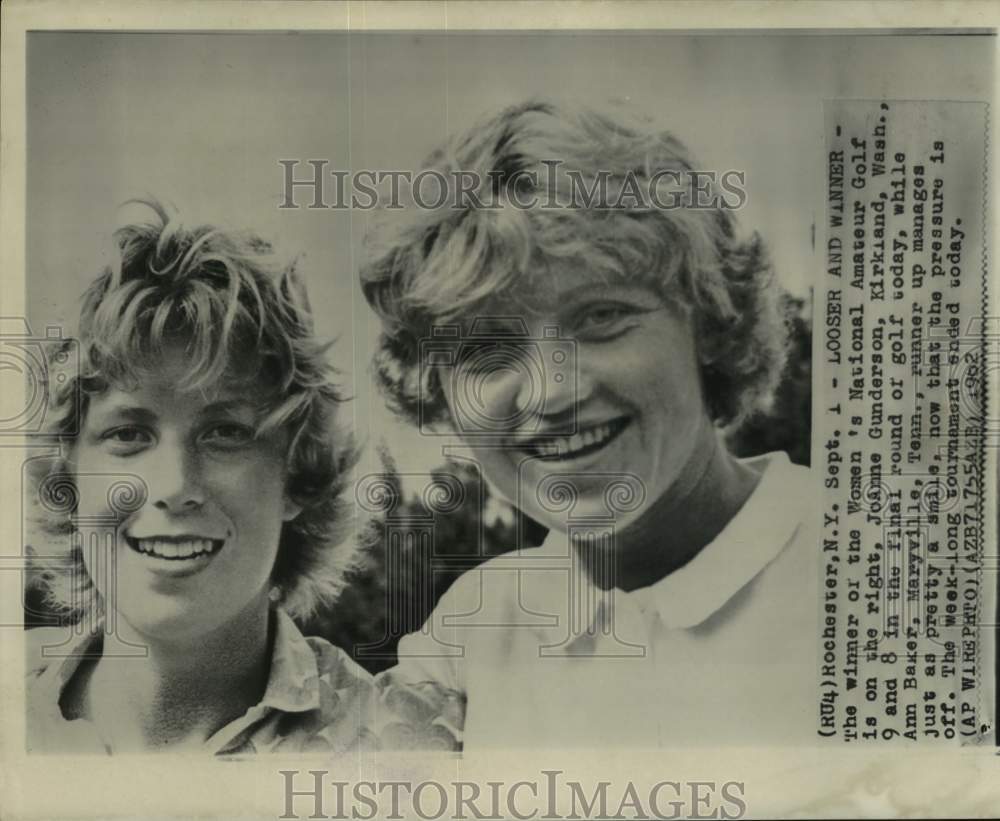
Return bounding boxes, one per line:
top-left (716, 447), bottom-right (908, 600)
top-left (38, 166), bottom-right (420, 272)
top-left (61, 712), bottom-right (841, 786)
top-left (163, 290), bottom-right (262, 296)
top-left (26, 608), bottom-right (377, 755)
top-left (377, 451), bottom-right (820, 748)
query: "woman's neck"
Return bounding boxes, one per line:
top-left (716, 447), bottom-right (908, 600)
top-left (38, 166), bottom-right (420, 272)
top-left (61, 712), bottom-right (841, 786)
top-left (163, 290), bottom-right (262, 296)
top-left (579, 425), bottom-right (764, 592)
top-left (80, 595), bottom-right (274, 752)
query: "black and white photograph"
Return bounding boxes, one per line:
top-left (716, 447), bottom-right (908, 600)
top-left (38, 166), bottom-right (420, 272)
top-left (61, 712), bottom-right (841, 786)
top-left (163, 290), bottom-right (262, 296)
top-left (1, 2), bottom-right (997, 819)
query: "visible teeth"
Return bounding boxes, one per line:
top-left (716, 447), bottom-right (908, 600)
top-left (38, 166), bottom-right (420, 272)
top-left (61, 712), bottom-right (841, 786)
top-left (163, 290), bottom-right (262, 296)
top-left (134, 538), bottom-right (217, 559)
top-left (528, 422), bottom-right (619, 459)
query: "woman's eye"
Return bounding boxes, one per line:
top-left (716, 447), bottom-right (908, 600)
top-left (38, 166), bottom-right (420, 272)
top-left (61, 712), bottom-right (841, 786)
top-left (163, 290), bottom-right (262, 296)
top-left (574, 304), bottom-right (637, 338)
top-left (201, 423), bottom-right (255, 446)
top-left (101, 426), bottom-right (153, 453)
top-left (583, 306), bottom-right (628, 324)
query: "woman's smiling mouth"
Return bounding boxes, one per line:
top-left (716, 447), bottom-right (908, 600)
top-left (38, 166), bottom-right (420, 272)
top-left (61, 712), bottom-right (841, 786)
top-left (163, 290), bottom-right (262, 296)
top-left (518, 417), bottom-right (631, 462)
top-left (125, 536), bottom-right (225, 561)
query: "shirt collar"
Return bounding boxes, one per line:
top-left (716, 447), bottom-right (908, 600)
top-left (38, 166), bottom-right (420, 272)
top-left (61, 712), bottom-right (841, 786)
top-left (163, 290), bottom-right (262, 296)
top-left (253, 608), bottom-right (322, 713)
top-left (535, 451), bottom-right (805, 644)
top-left (634, 450), bottom-right (803, 628)
top-left (32, 608), bottom-right (321, 734)
top-left (29, 624), bottom-right (103, 733)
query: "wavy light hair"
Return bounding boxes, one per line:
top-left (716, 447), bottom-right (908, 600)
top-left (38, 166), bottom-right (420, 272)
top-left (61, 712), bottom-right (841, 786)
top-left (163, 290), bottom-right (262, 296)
top-left (361, 98), bottom-right (790, 429)
top-left (28, 199), bottom-right (359, 621)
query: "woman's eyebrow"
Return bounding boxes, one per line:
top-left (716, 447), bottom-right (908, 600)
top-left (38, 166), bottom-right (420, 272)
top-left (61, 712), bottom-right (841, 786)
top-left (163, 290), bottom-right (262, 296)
top-left (505, 284), bottom-right (607, 316)
top-left (91, 405), bottom-right (158, 424)
top-left (196, 398), bottom-right (259, 416)
top-left (554, 283), bottom-right (644, 309)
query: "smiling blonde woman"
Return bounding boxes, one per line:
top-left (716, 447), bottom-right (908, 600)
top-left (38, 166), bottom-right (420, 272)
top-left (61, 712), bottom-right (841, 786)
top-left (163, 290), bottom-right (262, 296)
top-left (364, 99), bottom-right (818, 749)
top-left (26, 201), bottom-right (375, 754)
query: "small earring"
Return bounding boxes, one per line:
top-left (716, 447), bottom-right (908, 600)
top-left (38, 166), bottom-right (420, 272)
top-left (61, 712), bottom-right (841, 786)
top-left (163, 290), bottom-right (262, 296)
top-left (268, 586), bottom-right (282, 604)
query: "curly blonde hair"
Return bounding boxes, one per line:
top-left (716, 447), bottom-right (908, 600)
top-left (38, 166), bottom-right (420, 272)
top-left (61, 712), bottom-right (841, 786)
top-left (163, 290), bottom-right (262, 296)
top-left (28, 199), bottom-right (359, 620)
top-left (361, 98), bottom-right (790, 429)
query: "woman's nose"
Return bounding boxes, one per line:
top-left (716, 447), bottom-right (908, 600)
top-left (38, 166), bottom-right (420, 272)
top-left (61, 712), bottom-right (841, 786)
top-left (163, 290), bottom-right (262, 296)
top-left (475, 340), bottom-right (589, 428)
top-left (146, 440), bottom-right (205, 511)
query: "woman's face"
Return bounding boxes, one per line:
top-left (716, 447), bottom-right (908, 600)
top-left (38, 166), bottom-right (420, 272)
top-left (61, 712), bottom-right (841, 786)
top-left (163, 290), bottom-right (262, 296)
top-left (72, 348), bottom-right (301, 641)
top-left (438, 267), bottom-right (719, 533)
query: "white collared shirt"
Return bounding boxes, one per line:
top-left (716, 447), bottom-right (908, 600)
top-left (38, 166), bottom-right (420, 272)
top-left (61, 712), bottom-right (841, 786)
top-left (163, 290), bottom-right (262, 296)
top-left (380, 451), bottom-right (820, 748)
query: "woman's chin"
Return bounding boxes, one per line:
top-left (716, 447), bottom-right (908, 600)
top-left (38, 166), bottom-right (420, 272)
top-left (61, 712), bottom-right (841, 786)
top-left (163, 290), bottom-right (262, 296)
top-left (111, 599), bottom-right (215, 643)
top-left (521, 471), bottom-right (649, 532)
top-left (528, 498), bottom-right (646, 536)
